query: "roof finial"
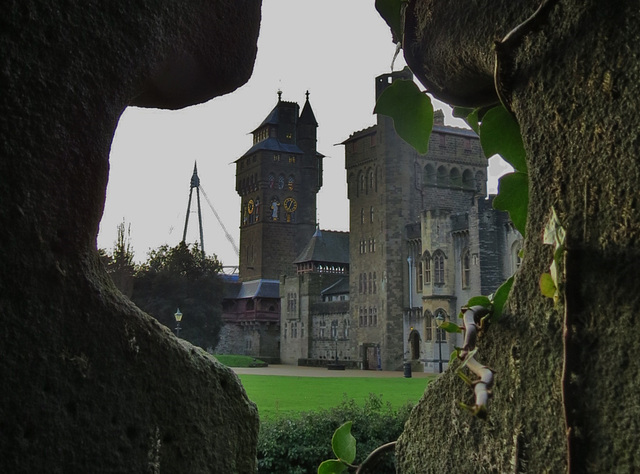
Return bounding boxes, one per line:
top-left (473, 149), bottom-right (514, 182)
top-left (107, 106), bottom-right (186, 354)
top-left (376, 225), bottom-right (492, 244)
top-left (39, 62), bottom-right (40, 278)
top-left (305, 90), bottom-right (310, 101)
top-left (277, 89), bottom-right (282, 102)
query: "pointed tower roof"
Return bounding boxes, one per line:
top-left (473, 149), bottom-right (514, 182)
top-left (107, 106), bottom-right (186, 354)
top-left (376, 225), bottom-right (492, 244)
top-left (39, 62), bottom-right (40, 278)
top-left (299, 90), bottom-right (318, 126)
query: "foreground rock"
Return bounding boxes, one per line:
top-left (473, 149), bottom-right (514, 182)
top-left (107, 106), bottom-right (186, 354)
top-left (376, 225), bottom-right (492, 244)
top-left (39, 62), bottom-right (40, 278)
top-left (0, 1), bottom-right (262, 471)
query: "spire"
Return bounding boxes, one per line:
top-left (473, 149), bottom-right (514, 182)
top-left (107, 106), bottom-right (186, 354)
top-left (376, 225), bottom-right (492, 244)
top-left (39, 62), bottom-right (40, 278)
top-left (190, 161), bottom-right (200, 188)
top-left (299, 90), bottom-right (317, 126)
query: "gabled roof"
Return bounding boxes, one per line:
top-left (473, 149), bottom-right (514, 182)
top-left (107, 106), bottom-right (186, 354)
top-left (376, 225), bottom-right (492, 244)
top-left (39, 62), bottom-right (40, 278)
top-left (294, 229), bottom-right (349, 264)
top-left (340, 125), bottom-right (377, 145)
top-left (224, 279), bottom-right (280, 300)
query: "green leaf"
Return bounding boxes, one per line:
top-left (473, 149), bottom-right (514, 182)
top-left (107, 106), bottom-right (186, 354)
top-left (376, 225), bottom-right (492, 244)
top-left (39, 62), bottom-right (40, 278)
top-left (375, 0), bottom-right (404, 40)
top-left (539, 272), bottom-right (556, 299)
top-left (318, 459), bottom-right (349, 474)
top-left (449, 349), bottom-right (459, 363)
top-left (439, 321), bottom-right (462, 333)
top-left (493, 172), bottom-right (529, 237)
top-left (374, 79), bottom-right (433, 154)
top-left (466, 295), bottom-right (492, 309)
top-left (332, 421), bottom-right (356, 464)
top-left (452, 106), bottom-right (480, 134)
top-left (479, 105), bottom-right (527, 172)
top-left (490, 276), bottom-right (514, 322)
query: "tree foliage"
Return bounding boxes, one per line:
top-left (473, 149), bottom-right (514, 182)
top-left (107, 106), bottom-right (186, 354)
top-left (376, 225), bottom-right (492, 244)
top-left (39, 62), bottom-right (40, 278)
top-left (100, 220), bottom-right (136, 297)
top-left (131, 241), bottom-right (225, 351)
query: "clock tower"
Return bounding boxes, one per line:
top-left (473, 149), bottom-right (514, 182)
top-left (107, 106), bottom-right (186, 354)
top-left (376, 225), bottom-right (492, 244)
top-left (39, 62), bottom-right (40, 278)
top-left (235, 92), bottom-right (323, 281)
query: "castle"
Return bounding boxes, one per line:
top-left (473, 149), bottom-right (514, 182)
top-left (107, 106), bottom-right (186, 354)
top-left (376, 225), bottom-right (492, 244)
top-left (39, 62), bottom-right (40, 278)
top-left (218, 69), bottom-right (521, 371)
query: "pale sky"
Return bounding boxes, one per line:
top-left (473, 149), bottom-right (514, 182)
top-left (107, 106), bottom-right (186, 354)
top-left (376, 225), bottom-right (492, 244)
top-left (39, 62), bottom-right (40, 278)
top-left (98, 0), bottom-right (510, 268)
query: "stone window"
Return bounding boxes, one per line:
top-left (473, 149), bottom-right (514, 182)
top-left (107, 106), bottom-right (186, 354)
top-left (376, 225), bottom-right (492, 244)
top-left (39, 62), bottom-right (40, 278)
top-left (434, 251), bottom-right (445, 285)
top-left (424, 254), bottom-right (431, 284)
top-left (462, 249), bottom-right (471, 288)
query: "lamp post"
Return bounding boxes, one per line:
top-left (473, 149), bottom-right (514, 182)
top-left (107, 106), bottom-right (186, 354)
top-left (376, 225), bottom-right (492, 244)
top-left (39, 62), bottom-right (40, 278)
top-left (435, 312), bottom-right (445, 373)
top-left (174, 308), bottom-right (183, 338)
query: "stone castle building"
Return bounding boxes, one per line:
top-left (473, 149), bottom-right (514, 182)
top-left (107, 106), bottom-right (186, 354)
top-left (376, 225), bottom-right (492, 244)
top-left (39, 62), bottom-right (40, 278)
top-left (219, 70), bottom-right (521, 371)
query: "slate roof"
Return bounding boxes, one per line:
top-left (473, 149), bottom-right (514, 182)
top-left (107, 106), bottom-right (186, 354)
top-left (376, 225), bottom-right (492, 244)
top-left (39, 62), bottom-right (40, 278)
top-left (223, 279), bottom-right (280, 299)
top-left (294, 229), bottom-right (349, 264)
top-left (239, 137), bottom-right (304, 159)
top-left (321, 277), bottom-right (350, 296)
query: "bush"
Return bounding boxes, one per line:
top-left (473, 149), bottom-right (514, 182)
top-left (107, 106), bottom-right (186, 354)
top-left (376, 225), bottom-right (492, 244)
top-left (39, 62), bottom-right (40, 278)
top-left (257, 393), bottom-right (413, 473)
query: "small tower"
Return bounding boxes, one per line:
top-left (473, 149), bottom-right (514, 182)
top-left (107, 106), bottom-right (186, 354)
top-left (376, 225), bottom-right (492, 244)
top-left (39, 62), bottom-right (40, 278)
top-left (182, 162), bottom-right (205, 253)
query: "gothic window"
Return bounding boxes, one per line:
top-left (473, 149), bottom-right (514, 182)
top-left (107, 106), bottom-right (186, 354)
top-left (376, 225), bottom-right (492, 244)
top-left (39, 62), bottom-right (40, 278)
top-left (373, 307), bottom-right (378, 326)
top-left (370, 206), bottom-right (374, 223)
top-left (288, 175), bottom-right (295, 190)
top-left (255, 198), bottom-right (260, 221)
top-left (373, 272), bottom-right (377, 294)
top-left (417, 261), bottom-right (423, 291)
top-left (462, 249), bottom-right (471, 288)
top-left (368, 272), bottom-right (373, 294)
top-left (268, 173), bottom-right (275, 188)
top-left (434, 251), bottom-right (445, 284)
top-left (369, 307), bottom-right (373, 326)
top-left (344, 319), bottom-right (350, 338)
top-left (425, 312), bottom-right (433, 341)
top-left (423, 253), bottom-right (431, 284)
top-left (360, 208), bottom-right (365, 225)
top-left (278, 174), bottom-right (285, 189)
top-left (284, 323), bottom-right (288, 339)
top-left (320, 320), bottom-right (325, 339)
top-left (368, 169), bottom-right (374, 192)
top-left (359, 172), bottom-right (365, 196)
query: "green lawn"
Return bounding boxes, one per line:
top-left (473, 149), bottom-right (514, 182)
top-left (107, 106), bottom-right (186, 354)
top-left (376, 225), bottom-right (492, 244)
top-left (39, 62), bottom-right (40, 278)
top-left (237, 375), bottom-right (432, 419)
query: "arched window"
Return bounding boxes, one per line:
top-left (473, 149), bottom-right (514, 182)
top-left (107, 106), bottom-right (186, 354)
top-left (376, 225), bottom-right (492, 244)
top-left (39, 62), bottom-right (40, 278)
top-left (423, 252), bottom-right (431, 284)
top-left (462, 249), bottom-right (471, 288)
top-left (370, 206), bottom-right (375, 223)
top-left (360, 208), bottom-right (365, 225)
top-left (268, 173), bottom-right (275, 189)
top-left (359, 172), bottom-right (366, 196)
top-left (417, 260), bottom-right (423, 291)
top-left (450, 167), bottom-right (462, 187)
top-left (288, 175), bottom-right (295, 191)
top-left (368, 272), bottom-right (373, 294)
top-left (433, 251), bottom-right (445, 284)
top-left (368, 169), bottom-right (374, 192)
top-left (437, 166), bottom-right (448, 186)
top-left (424, 164), bottom-right (436, 185)
top-left (424, 310), bottom-right (433, 341)
top-left (278, 174), bottom-right (285, 190)
top-left (463, 169), bottom-right (474, 189)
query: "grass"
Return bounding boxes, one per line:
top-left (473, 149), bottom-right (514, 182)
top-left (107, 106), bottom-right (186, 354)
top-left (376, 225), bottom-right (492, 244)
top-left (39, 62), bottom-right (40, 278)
top-left (237, 374), bottom-right (432, 419)
top-left (213, 354), bottom-right (266, 367)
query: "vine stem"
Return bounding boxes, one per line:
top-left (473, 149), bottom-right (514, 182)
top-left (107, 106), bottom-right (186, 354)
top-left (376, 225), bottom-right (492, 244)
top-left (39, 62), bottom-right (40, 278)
top-left (355, 441), bottom-right (397, 473)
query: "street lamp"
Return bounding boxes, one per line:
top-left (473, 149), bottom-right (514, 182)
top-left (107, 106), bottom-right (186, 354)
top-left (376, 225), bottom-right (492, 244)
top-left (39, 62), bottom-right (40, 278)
top-left (435, 311), bottom-right (445, 373)
top-left (174, 308), bottom-right (183, 337)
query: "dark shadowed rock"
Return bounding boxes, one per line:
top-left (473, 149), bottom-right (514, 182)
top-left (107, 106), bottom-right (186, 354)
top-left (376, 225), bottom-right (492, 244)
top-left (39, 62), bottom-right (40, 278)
top-left (0, 1), bottom-right (261, 472)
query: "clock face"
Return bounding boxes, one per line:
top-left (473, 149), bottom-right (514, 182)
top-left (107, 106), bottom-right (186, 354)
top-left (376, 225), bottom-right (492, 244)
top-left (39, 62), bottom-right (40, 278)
top-left (283, 197), bottom-right (297, 213)
top-left (247, 199), bottom-right (254, 214)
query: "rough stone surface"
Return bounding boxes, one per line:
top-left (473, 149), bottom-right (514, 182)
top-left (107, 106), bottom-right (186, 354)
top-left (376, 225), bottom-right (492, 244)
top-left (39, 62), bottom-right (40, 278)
top-left (397, 1), bottom-right (640, 472)
top-left (0, 1), bottom-right (261, 472)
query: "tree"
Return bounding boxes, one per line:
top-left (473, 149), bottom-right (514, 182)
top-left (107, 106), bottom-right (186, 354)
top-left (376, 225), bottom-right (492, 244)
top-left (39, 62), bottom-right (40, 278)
top-left (100, 220), bottom-right (136, 297)
top-left (376, 1), bottom-right (640, 472)
top-left (132, 242), bottom-right (224, 351)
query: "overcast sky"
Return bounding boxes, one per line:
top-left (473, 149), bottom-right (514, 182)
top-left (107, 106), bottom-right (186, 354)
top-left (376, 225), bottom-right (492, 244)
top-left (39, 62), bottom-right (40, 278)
top-left (98, 0), bottom-right (510, 269)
